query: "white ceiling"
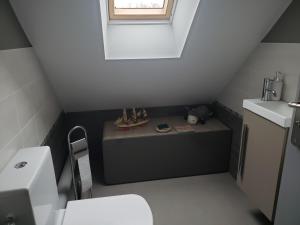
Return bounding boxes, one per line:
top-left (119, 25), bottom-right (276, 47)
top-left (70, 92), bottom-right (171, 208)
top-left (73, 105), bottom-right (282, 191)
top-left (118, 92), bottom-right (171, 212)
top-left (10, 0), bottom-right (291, 112)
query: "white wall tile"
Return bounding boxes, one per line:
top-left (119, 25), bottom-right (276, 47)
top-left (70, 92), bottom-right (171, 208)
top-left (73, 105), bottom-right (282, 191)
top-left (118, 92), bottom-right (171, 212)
top-left (34, 109), bottom-right (49, 145)
top-left (35, 97), bottom-right (60, 145)
top-left (0, 96), bottom-right (20, 150)
top-left (0, 57), bottom-right (19, 102)
top-left (0, 48), bottom-right (61, 170)
top-left (0, 48), bottom-right (42, 88)
top-left (20, 116), bottom-right (40, 148)
top-left (15, 83), bottom-right (38, 128)
top-left (0, 132), bottom-right (23, 171)
top-left (218, 43), bottom-right (300, 114)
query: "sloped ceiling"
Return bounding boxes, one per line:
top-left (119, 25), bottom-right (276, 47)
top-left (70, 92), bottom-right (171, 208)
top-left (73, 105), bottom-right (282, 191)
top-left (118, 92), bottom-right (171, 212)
top-left (10, 0), bottom-right (291, 112)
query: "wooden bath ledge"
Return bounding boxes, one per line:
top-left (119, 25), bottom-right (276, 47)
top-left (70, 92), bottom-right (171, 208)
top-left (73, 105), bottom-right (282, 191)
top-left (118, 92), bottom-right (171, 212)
top-left (103, 116), bottom-right (229, 141)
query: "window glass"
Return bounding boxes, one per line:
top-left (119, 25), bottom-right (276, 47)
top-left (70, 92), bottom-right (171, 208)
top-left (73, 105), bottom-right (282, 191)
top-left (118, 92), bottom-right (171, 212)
top-left (114, 0), bottom-right (165, 9)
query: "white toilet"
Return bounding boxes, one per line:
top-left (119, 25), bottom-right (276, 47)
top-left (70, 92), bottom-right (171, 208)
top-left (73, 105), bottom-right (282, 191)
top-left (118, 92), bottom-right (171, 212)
top-left (0, 147), bottom-right (153, 225)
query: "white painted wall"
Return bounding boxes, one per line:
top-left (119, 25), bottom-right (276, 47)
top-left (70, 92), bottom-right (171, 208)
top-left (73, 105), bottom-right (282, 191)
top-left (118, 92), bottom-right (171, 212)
top-left (218, 43), bottom-right (300, 114)
top-left (10, 0), bottom-right (291, 112)
top-left (172, 0), bottom-right (201, 56)
top-left (106, 24), bottom-right (177, 59)
top-left (0, 48), bottom-right (61, 170)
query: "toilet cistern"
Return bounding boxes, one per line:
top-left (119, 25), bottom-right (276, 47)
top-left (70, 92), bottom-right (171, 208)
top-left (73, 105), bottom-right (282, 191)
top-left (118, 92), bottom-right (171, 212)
top-left (0, 147), bottom-right (153, 225)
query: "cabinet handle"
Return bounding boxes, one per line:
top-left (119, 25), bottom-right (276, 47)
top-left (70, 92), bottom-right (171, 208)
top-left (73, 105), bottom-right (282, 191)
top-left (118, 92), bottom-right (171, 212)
top-left (239, 124), bottom-right (248, 180)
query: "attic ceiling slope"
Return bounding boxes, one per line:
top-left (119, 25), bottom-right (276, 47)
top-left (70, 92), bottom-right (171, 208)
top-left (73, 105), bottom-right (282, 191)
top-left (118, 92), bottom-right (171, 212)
top-left (10, 0), bottom-right (291, 112)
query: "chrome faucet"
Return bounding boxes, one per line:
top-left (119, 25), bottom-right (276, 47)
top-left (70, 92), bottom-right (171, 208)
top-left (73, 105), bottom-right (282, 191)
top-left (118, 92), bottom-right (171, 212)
top-left (261, 77), bottom-right (277, 101)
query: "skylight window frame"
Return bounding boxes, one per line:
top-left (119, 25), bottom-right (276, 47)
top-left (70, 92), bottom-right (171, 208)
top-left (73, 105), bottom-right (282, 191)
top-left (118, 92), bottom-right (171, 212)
top-left (108, 0), bottom-right (175, 21)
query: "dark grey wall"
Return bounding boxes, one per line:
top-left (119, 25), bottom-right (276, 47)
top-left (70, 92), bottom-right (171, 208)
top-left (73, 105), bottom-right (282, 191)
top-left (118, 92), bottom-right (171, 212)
top-left (42, 113), bottom-right (69, 183)
top-left (0, 0), bottom-right (31, 50)
top-left (213, 102), bottom-right (243, 178)
top-left (65, 105), bottom-right (215, 181)
top-left (263, 0), bottom-right (300, 43)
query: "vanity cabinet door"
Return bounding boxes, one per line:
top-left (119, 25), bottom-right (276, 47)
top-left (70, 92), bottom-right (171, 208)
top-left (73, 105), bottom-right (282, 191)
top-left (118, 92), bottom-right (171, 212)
top-left (237, 110), bottom-right (288, 221)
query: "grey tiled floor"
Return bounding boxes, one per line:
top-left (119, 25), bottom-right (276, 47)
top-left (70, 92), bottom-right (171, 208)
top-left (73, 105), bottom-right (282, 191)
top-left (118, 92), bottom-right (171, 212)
top-left (92, 173), bottom-right (271, 225)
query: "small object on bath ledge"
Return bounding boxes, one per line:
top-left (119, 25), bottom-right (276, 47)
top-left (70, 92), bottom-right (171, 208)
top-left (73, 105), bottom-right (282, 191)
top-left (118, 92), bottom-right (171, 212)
top-left (155, 123), bottom-right (172, 133)
top-left (115, 108), bottom-right (149, 128)
top-left (187, 114), bottom-right (198, 125)
top-left (186, 105), bottom-right (214, 124)
top-left (174, 125), bottom-right (195, 133)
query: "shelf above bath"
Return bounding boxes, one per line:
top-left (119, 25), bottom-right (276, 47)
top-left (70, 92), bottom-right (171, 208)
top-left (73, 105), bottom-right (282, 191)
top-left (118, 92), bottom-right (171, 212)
top-left (103, 116), bottom-right (229, 141)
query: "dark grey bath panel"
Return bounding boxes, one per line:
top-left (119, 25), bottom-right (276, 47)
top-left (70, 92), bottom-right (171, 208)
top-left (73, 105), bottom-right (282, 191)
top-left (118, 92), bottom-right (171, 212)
top-left (102, 117), bottom-right (231, 184)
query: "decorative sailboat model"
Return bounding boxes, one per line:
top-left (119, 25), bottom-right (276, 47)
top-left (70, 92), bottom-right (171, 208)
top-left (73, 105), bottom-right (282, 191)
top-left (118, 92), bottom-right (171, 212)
top-left (115, 108), bottom-right (149, 128)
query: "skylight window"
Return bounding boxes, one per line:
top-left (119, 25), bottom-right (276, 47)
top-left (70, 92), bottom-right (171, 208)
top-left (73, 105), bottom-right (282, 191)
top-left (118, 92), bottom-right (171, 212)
top-left (109, 0), bottom-right (174, 20)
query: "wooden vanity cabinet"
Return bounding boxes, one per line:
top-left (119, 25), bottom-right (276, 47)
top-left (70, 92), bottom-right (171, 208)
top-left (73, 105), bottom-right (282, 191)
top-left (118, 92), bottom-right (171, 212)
top-left (237, 110), bottom-right (288, 221)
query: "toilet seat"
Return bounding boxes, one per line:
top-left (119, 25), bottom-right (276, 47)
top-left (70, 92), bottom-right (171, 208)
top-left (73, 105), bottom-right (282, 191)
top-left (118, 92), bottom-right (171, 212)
top-left (61, 194), bottom-right (153, 225)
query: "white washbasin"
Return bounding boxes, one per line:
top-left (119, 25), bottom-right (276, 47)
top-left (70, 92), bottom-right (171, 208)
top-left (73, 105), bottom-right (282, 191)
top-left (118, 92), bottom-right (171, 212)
top-left (243, 99), bottom-right (294, 128)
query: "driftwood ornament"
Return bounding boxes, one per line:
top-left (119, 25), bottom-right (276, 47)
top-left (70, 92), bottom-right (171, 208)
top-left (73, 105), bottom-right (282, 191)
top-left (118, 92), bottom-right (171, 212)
top-left (115, 108), bottom-right (149, 128)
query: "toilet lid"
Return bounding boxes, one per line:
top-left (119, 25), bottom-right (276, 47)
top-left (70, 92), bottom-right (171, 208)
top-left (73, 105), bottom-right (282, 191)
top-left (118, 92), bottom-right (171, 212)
top-left (62, 194), bottom-right (153, 225)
